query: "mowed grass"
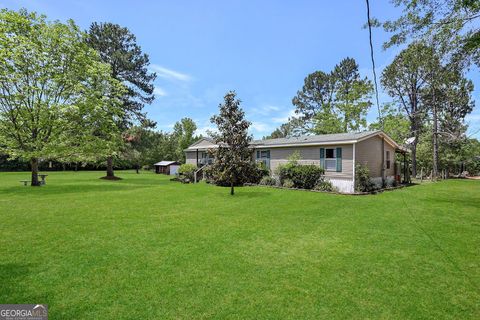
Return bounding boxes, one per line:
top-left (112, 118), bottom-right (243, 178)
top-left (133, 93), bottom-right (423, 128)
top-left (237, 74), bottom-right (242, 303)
top-left (0, 171), bottom-right (479, 319)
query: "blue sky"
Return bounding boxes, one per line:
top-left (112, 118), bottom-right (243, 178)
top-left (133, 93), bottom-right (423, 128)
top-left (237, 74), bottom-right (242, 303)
top-left (2, 0), bottom-right (479, 138)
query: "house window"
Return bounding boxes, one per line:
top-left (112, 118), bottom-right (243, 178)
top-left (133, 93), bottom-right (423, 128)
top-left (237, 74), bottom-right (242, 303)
top-left (200, 152), bottom-right (214, 165)
top-left (325, 148), bottom-right (337, 171)
top-left (256, 150), bottom-right (271, 169)
top-left (386, 151), bottom-right (391, 169)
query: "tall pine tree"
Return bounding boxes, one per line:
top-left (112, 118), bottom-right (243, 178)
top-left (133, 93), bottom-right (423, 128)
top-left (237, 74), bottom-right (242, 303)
top-left (87, 22), bottom-right (156, 179)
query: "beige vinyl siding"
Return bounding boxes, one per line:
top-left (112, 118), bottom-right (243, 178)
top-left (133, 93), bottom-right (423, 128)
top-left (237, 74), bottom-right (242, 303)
top-left (263, 144), bottom-right (354, 179)
top-left (355, 135), bottom-right (395, 178)
top-left (185, 151), bottom-right (197, 165)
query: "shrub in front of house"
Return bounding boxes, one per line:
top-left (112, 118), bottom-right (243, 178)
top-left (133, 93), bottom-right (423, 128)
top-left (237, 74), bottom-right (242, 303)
top-left (276, 162), bottom-right (324, 190)
top-left (259, 176), bottom-right (277, 186)
top-left (282, 179), bottom-right (294, 188)
top-left (354, 163), bottom-right (376, 192)
top-left (385, 176), bottom-right (397, 188)
top-left (314, 178), bottom-right (335, 192)
top-left (249, 162), bottom-right (270, 184)
top-left (290, 165), bottom-right (324, 189)
top-left (178, 164), bottom-right (197, 182)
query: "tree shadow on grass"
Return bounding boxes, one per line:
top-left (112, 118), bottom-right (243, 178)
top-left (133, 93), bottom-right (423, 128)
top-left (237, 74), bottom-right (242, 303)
top-left (0, 173), bottom-right (174, 196)
top-left (233, 191), bottom-right (273, 198)
top-left (0, 181), bottom-right (160, 196)
top-left (212, 186), bottom-right (273, 198)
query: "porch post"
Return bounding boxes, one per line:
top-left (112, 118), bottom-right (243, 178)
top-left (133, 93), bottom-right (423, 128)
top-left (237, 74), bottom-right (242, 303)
top-left (403, 152), bottom-right (407, 183)
top-left (352, 143), bottom-right (356, 192)
top-left (196, 149), bottom-right (199, 167)
top-left (381, 137), bottom-right (385, 187)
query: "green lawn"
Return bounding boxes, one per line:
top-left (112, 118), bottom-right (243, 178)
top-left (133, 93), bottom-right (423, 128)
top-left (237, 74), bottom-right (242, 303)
top-left (0, 171), bottom-right (479, 319)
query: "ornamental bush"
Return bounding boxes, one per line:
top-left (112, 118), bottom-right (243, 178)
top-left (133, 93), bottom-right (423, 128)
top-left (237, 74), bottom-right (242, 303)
top-left (290, 165), bottom-right (324, 189)
top-left (314, 178), bottom-right (335, 192)
top-left (259, 176), bottom-right (277, 186)
top-left (276, 162), bottom-right (324, 190)
top-left (282, 179), bottom-right (294, 188)
top-left (354, 163), bottom-right (376, 192)
top-left (178, 164), bottom-right (197, 182)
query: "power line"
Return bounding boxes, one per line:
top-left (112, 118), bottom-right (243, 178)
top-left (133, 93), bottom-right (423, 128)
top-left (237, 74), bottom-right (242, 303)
top-left (365, 0), bottom-right (383, 129)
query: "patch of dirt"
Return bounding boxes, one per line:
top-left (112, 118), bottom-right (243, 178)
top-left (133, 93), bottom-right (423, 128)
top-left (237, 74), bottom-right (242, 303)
top-left (466, 176), bottom-right (480, 180)
top-left (100, 176), bottom-right (123, 181)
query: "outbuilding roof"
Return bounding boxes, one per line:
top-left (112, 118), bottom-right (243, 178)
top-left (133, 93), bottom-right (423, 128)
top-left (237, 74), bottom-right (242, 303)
top-left (154, 161), bottom-right (180, 166)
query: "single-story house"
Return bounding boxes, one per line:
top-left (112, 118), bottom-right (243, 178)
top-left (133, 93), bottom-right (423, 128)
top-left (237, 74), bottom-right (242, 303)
top-left (154, 161), bottom-right (181, 175)
top-left (184, 131), bottom-right (409, 193)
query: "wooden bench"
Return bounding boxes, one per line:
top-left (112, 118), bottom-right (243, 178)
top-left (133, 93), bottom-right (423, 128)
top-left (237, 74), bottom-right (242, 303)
top-left (20, 180), bottom-right (30, 186)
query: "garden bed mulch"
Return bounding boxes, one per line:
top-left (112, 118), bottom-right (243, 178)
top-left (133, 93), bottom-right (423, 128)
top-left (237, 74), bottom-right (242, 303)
top-left (243, 183), bottom-right (413, 195)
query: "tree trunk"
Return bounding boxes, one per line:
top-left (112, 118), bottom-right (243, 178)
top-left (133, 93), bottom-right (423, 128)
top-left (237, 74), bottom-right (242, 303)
top-left (410, 119), bottom-right (418, 178)
top-left (31, 158), bottom-right (40, 187)
top-left (432, 102), bottom-right (439, 180)
top-left (136, 165), bottom-right (139, 174)
top-left (230, 181), bottom-right (234, 195)
top-left (106, 156), bottom-right (115, 178)
top-left (411, 140), bottom-right (417, 178)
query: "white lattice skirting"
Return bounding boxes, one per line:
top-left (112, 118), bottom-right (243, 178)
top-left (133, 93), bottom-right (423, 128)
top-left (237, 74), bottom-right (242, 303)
top-left (327, 178), bottom-right (354, 193)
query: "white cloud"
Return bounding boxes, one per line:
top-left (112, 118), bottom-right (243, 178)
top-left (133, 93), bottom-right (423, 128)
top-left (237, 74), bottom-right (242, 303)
top-left (153, 86), bottom-right (167, 97)
top-left (150, 64), bottom-right (192, 82)
top-left (272, 108), bottom-right (296, 123)
top-left (251, 121), bottom-right (271, 133)
top-left (195, 125), bottom-right (217, 137)
top-left (249, 104), bottom-right (282, 116)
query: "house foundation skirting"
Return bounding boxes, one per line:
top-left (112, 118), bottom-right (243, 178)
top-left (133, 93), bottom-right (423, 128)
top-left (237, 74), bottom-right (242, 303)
top-left (325, 177), bottom-right (354, 193)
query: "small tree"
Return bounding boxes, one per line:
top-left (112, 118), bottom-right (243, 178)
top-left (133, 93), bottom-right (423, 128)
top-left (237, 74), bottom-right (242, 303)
top-left (172, 118), bottom-right (198, 162)
top-left (210, 91), bottom-right (252, 195)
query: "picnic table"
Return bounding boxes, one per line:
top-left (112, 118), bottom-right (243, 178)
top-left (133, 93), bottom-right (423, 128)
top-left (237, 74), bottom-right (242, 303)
top-left (19, 174), bottom-right (48, 186)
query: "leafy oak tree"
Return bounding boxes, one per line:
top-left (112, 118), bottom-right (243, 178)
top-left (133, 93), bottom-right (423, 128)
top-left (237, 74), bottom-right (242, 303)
top-left (0, 9), bottom-right (124, 186)
top-left (210, 91), bottom-right (253, 195)
top-left (87, 22), bottom-right (156, 179)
